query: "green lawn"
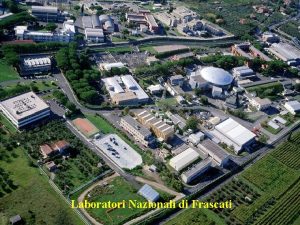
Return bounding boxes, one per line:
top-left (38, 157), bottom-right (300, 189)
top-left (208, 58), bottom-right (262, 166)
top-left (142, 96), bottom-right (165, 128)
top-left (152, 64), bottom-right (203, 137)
top-left (86, 114), bottom-right (115, 134)
top-left (0, 149), bottom-right (84, 225)
top-left (0, 113), bottom-right (17, 134)
top-left (139, 45), bottom-right (157, 55)
top-left (85, 177), bottom-right (148, 225)
top-left (0, 60), bottom-right (19, 82)
top-left (156, 98), bottom-right (178, 108)
top-left (165, 208), bottom-right (226, 225)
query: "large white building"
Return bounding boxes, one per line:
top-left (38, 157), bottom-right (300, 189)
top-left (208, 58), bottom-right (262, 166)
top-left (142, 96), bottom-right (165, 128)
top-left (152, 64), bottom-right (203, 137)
top-left (14, 20), bottom-right (75, 43)
top-left (0, 92), bottom-right (50, 128)
top-left (284, 100), bottom-right (300, 115)
top-left (169, 147), bottom-right (200, 172)
top-left (211, 118), bottom-right (256, 153)
top-left (102, 75), bottom-right (149, 105)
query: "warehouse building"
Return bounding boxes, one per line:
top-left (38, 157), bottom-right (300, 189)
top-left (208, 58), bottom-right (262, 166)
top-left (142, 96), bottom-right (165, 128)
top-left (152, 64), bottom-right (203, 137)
top-left (31, 6), bottom-right (64, 22)
top-left (84, 28), bottom-right (104, 43)
top-left (120, 115), bottom-right (155, 147)
top-left (102, 75), bottom-right (149, 105)
top-left (138, 184), bottom-right (160, 202)
top-left (284, 100), bottom-right (300, 115)
top-left (135, 110), bottom-right (174, 141)
top-left (181, 157), bottom-right (212, 183)
top-left (268, 42), bottom-right (300, 66)
top-left (20, 56), bottom-right (52, 75)
top-left (198, 139), bottom-right (230, 167)
top-left (211, 118), bottom-right (256, 153)
top-left (169, 147), bottom-right (200, 172)
top-left (0, 92), bottom-right (50, 128)
top-left (232, 66), bottom-right (256, 80)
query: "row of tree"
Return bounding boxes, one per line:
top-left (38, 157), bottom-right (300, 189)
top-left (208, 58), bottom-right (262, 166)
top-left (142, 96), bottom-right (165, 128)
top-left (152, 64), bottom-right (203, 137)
top-left (56, 43), bottom-right (102, 105)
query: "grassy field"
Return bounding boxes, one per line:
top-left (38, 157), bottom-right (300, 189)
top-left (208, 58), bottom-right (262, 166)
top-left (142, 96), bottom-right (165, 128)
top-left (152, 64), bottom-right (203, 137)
top-left (156, 98), bottom-right (178, 108)
top-left (91, 46), bottom-right (133, 54)
top-left (0, 60), bottom-right (19, 82)
top-left (85, 114), bottom-right (115, 134)
top-left (246, 82), bottom-right (284, 101)
top-left (0, 149), bottom-right (84, 225)
top-left (0, 113), bottom-right (17, 134)
top-left (85, 177), bottom-right (148, 225)
top-left (166, 208), bottom-right (226, 225)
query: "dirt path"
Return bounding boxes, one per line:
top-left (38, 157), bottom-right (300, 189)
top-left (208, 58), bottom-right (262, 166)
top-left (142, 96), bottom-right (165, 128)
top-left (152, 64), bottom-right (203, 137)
top-left (77, 173), bottom-right (120, 225)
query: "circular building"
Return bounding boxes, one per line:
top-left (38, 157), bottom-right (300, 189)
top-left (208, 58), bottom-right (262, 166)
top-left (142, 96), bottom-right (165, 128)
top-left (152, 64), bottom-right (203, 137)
top-left (200, 67), bottom-right (233, 89)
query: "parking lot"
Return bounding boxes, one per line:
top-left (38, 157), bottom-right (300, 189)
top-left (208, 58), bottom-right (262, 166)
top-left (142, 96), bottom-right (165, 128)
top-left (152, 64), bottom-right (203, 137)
top-left (93, 134), bottom-right (143, 169)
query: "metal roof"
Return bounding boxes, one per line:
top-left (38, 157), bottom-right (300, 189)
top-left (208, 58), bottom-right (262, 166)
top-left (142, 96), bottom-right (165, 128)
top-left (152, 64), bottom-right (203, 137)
top-left (214, 118), bottom-right (256, 147)
top-left (169, 147), bottom-right (200, 171)
top-left (138, 184), bottom-right (160, 202)
top-left (200, 67), bottom-right (233, 86)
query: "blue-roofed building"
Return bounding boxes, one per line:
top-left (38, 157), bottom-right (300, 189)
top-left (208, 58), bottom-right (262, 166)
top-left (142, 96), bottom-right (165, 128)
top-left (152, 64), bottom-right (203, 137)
top-left (138, 184), bottom-right (160, 202)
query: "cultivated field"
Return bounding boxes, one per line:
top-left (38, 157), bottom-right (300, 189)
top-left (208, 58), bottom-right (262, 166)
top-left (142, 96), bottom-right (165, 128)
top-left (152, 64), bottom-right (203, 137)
top-left (85, 177), bottom-right (148, 225)
top-left (72, 117), bottom-right (99, 138)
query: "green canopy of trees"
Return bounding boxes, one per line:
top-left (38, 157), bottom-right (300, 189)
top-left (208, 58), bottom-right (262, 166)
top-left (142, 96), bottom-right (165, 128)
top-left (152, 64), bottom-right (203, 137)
top-left (55, 43), bottom-right (102, 105)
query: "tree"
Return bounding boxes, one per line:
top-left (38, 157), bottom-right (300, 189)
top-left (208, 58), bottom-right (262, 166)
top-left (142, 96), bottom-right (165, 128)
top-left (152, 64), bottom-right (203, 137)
top-left (45, 23), bottom-right (57, 32)
top-left (4, 50), bottom-right (19, 66)
top-left (195, 87), bottom-right (204, 96)
top-left (74, 5), bottom-right (80, 11)
top-left (122, 28), bottom-right (129, 36)
top-left (200, 96), bottom-right (209, 105)
top-left (184, 116), bottom-right (199, 131)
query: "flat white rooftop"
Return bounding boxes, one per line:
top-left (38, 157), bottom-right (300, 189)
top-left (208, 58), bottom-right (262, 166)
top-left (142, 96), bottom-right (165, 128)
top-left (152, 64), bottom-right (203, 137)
top-left (102, 75), bottom-right (149, 102)
top-left (93, 134), bottom-right (142, 169)
top-left (169, 147), bottom-right (200, 172)
top-left (214, 118), bottom-right (256, 148)
top-left (0, 91), bottom-right (50, 121)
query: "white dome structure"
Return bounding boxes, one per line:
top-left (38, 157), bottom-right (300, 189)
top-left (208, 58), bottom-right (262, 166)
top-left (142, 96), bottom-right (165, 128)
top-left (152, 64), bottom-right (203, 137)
top-left (200, 67), bottom-right (233, 87)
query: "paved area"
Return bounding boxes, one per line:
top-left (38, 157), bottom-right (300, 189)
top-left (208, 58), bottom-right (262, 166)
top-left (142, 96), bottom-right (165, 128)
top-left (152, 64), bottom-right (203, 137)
top-left (93, 134), bottom-right (143, 169)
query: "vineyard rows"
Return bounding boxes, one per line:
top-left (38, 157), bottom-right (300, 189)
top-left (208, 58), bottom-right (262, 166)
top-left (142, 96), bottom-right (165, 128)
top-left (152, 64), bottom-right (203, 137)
top-left (255, 180), bottom-right (300, 225)
top-left (271, 142), bottom-right (300, 170)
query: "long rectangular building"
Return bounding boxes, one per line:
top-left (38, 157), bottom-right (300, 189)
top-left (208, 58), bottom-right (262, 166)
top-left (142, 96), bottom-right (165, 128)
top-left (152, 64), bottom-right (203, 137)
top-left (169, 147), bottom-right (200, 172)
top-left (120, 115), bottom-right (154, 147)
top-left (0, 92), bottom-right (50, 128)
top-left (135, 110), bottom-right (174, 141)
top-left (181, 157), bottom-right (212, 183)
top-left (268, 42), bottom-right (300, 65)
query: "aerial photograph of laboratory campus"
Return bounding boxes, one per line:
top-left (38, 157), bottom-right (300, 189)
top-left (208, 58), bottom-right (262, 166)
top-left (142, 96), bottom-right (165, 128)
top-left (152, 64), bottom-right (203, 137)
top-left (1, 0), bottom-right (300, 224)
